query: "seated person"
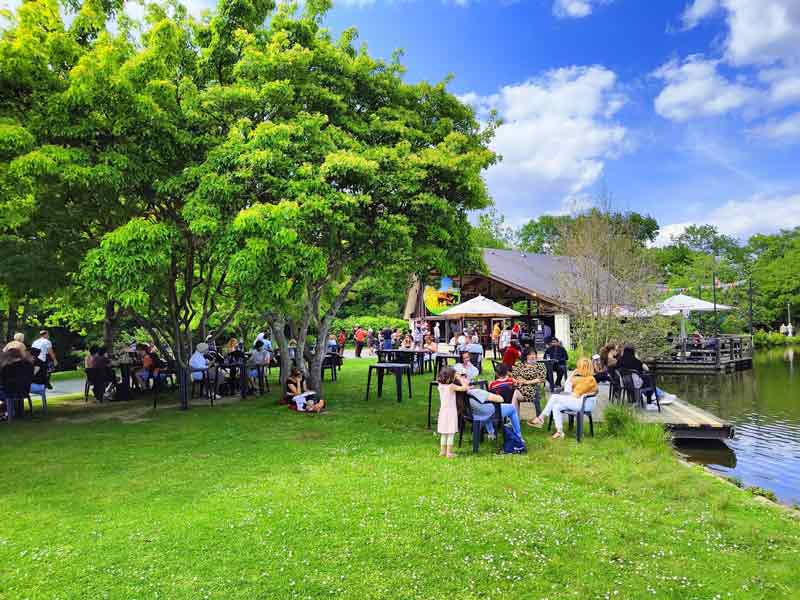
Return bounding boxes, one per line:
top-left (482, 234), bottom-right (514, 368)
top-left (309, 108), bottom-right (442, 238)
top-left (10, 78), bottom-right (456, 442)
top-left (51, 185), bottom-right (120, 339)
top-left (248, 340), bottom-right (270, 390)
top-left (453, 351), bottom-right (479, 384)
top-left (501, 340), bottom-right (521, 368)
top-left (543, 338), bottom-right (569, 391)
top-left (190, 342), bottom-right (219, 398)
top-left (326, 334), bottom-right (339, 354)
top-left (529, 357), bottom-right (598, 437)
top-left (592, 353), bottom-right (610, 383)
top-left (285, 367), bottom-right (325, 413)
top-left (137, 346), bottom-right (160, 389)
top-left (488, 363), bottom-right (524, 412)
top-left (466, 382), bottom-right (524, 442)
top-left (422, 334), bottom-right (438, 356)
top-left (85, 346), bottom-right (99, 369)
top-left (89, 347), bottom-right (114, 401)
top-left (511, 350), bottom-right (546, 415)
top-left (400, 334), bottom-right (414, 349)
top-left (617, 345), bottom-right (655, 402)
top-left (465, 335), bottom-right (484, 359)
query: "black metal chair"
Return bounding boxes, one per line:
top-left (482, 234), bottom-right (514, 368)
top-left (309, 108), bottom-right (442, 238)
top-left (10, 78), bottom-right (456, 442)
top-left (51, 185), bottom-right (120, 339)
top-left (1, 360), bottom-right (34, 421)
top-left (608, 368), bottom-right (623, 404)
top-left (322, 354), bottom-right (338, 382)
top-left (469, 353), bottom-right (483, 375)
top-left (457, 392), bottom-right (502, 454)
top-left (547, 392), bottom-right (598, 442)
top-left (619, 369), bottom-right (659, 412)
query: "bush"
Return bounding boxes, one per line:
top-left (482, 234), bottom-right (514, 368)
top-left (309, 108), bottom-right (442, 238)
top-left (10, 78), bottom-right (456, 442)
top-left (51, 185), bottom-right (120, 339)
top-left (330, 315), bottom-right (408, 337)
top-left (753, 330), bottom-right (796, 348)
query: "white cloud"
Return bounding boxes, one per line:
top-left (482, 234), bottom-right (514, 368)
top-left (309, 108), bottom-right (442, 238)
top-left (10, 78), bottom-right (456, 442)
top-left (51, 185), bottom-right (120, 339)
top-left (750, 112), bottom-right (800, 141)
top-left (461, 66), bottom-right (628, 218)
top-left (552, 0), bottom-right (611, 19)
top-left (653, 193), bottom-right (800, 245)
top-left (653, 55), bottom-right (759, 121)
top-left (681, 0), bottom-right (719, 29)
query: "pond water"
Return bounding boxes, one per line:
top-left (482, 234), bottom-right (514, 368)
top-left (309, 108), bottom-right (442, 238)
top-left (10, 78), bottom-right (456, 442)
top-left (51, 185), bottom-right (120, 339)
top-left (661, 349), bottom-right (800, 506)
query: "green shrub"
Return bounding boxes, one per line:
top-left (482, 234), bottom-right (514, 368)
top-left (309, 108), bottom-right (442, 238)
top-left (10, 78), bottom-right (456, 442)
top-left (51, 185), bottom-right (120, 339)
top-left (748, 486), bottom-right (778, 502)
top-left (330, 315), bottom-right (408, 336)
top-left (753, 330), bottom-right (796, 348)
top-left (604, 404), bottom-right (636, 436)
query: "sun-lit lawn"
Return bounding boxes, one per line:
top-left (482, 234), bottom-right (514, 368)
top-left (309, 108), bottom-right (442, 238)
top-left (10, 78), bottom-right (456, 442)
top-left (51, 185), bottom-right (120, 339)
top-left (1, 359), bottom-right (799, 599)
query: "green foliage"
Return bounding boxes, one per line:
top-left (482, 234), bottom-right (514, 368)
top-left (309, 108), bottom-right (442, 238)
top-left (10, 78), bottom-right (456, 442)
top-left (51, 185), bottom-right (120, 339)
top-left (753, 330), bottom-right (799, 348)
top-left (470, 207), bottom-right (514, 250)
top-left (603, 404), bottom-right (669, 448)
top-left (330, 315), bottom-right (407, 335)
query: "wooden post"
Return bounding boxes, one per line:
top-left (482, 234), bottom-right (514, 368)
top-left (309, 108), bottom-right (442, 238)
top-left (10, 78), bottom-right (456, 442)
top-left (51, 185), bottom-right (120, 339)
top-left (712, 272), bottom-right (720, 370)
top-left (748, 277), bottom-right (754, 336)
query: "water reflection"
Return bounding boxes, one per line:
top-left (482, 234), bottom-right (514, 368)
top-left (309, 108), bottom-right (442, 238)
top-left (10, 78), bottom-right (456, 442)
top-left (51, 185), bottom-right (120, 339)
top-left (660, 349), bottom-right (800, 505)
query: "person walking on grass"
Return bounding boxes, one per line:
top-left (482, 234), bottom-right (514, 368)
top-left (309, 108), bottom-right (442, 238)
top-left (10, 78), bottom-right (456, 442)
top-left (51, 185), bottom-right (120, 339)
top-left (354, 326), bottom-right (367, 358)
top-left (436, 367), bottom-right (468, 458)
top-left (528, 357), bottom-right (598, 439)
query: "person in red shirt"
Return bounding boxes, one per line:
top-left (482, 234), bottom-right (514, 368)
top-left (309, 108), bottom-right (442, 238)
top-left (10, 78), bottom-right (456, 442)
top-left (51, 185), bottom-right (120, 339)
top-left (354, 327), bottom-right (367, 358)
top-left (488, 363), bottom-right (523, 412)
top-left (337, 330), bottom-right (346, 355)
top-left (502, 340), bottom-right (521, 369)
top-left (512, 322), bottom-right (521, 338)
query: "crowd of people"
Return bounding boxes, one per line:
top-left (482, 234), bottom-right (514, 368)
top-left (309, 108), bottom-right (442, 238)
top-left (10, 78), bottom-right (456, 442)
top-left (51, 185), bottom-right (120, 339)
top-left (435, 325), bottom-right (669, 455)
top-left (0, 330), bottom-right (57, 419)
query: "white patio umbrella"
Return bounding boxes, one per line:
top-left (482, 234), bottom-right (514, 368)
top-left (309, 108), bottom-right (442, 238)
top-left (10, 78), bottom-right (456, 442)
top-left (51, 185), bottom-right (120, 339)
top-left (438, 295), bottom-right (521, 319)
top-left (658, 293), bottom-right (733, 339)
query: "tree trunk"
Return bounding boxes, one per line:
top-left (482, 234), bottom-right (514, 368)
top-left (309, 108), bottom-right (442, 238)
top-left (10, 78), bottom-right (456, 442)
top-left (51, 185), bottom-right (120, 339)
top-left (103, 300), bottom-right (117, 352)
top-left (6, 298), bottom-right (17, 343)
top-left (271, 317), bottom-right (292, 391)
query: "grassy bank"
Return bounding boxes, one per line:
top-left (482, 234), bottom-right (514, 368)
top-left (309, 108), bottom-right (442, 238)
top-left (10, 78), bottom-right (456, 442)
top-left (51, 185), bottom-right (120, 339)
top-left (2, 361), bottom-right (799, 599)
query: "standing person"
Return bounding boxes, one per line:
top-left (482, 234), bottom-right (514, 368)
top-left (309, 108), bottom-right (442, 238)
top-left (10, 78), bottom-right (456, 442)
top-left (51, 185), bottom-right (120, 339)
top-left (31, 330), bottom-right (57, 389)
top-left (492, 322), bottom-right (501, 355)
top-left (366, 328), bottom-right (375, 356)
top-left (248, 340), bottom-right (270, 391)
top-left (436, 367), bottom-right (468, 458)
top-left (780, 323), bottom-right (788, 336)
top-left (412, 324), bottom-right (423, 348)
top-left (511, 322), bottom-right (521, 339)
top-left (788, 322), bottom-right (795, 338)
top-left (354, 326), bottom-right (367, 358)
top-left (337, 330), bottom-right (347, 354)
top-left (529, 358), bottom-right (598, 438)
top-left (502, 340), bottom-right (521, 368)
top-left (433, 322), bottom-right (441, 343)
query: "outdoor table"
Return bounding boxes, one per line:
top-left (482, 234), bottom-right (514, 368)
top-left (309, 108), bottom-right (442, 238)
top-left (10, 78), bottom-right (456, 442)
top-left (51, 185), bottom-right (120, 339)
top-left (434, 353), bottom-right (459, 375)
top-left (110, 361), bottom-right (133, 401)
top-left (365, 363), bottom-right (412, 403)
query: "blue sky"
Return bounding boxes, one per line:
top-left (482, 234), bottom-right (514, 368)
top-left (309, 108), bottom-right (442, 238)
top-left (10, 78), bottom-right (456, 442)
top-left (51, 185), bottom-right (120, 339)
top-left (316, 0), bottom-right (800, 244)
top-left (5, 0), bottom-right (799, 243)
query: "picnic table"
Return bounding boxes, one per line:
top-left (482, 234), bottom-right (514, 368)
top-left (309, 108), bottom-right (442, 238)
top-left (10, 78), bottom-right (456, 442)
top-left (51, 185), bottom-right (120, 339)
top-left (365, 362), bottom-right (413, 403)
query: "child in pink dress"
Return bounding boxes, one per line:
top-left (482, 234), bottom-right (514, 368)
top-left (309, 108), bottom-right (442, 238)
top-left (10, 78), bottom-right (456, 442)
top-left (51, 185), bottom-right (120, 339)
top-left (437, 367), bottom-right (468, 458)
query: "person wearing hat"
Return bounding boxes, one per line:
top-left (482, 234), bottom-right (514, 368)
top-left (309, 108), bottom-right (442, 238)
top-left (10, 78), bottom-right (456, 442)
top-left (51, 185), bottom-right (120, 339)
top-left (3, 332), bottom-right (26, 354)
top-left (190, 342), bottom-right (220, 398)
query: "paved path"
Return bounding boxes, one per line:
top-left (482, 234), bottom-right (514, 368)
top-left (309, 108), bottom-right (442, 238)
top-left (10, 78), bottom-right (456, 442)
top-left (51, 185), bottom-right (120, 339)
top-left (49, 377), bottom-right (86, 398)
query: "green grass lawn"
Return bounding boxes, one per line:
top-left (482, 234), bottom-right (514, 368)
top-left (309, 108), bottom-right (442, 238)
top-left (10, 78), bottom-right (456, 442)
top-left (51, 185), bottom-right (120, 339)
top-left (2, 360), bottom-right (799, 599)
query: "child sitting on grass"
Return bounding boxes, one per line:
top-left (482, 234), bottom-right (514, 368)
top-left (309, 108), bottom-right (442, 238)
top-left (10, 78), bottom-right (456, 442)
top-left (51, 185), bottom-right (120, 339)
top-left (436, 366), bottom-right (469, 458)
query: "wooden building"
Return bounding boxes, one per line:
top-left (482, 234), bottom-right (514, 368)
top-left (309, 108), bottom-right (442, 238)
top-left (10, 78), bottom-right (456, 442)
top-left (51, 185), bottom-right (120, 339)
top-left (404, 249), bottom-right (575, 348)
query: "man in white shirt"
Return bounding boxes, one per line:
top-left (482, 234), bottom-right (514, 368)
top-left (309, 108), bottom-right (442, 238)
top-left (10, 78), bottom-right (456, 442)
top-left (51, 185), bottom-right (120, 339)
top-left (465, 335), bottom-right (484, 359)
top-left (453, 351), bottom-right (479, 384)
top-left (32, 330), bottom-right (57, 388)
top-left (499, 327), bottom-right (512, 352)
top-left (189, 343), bottom-right (219, 398)
top-left (433, 322), bottom-right (441, 342)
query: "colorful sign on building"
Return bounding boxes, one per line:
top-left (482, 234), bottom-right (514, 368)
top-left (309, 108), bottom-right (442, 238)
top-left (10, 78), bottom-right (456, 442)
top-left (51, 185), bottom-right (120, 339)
top-left (423, 276), bottom-right (460, 316)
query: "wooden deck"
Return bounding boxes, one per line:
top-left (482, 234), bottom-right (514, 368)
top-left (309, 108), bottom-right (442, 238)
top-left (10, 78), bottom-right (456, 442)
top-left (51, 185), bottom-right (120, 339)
top-left (565, 386), bottom-right (735, 441)
top-left (637, 396), bottom-right (734, 440)
top-left (651, 334), bottom-right (753, 374)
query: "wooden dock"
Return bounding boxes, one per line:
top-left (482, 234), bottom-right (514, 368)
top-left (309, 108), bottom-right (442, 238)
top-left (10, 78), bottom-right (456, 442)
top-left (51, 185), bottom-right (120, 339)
top-left (637, 397), bottom-right (734, 440)
top-left (580, 387), bottom-right (735, 441)
top-left (651, 334), bottom-right (753, 374)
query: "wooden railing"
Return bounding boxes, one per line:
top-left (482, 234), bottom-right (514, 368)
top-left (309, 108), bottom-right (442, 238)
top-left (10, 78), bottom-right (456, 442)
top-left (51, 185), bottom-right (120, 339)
top-left (660, 334), bottom-right (753, 365)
